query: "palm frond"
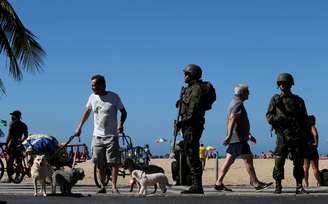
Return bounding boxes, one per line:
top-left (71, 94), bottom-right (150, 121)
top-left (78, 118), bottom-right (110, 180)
top-left (0, 78), bottom-right (6, 95)
top-left (0, 0), bottom-right (45, 79)
top-left (0, 27), bottom-right (22, 80)
top-left (13, 28), bottom-right (45, 73)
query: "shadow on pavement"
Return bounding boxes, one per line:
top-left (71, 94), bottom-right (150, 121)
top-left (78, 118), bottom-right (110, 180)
top-left (47, 193), bottom-right (91, 198)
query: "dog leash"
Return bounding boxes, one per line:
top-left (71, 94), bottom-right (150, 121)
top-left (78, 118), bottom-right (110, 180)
top-left (47, 135), bottom-right (77, 162)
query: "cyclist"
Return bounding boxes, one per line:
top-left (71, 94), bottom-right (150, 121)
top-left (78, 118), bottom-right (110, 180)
top-left (5, 110), bottom-right (28, 182)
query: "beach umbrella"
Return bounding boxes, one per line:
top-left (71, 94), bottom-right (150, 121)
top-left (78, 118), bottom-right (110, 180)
top-left (206, 146), bottom-right (216, 151)
top-left (155, 138), bottom-right (167, 144)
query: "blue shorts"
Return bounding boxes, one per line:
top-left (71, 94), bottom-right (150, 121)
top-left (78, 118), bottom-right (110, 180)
top-left (226, 141), bottom-right (252, 157)
top-left (305, 144), bottom-right (319, 160)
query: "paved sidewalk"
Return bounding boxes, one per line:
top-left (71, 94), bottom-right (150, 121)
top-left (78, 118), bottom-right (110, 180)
top-left (0, 184), bottom-right (328, 204)
top-left (0, 183), bottom-right (328, 196)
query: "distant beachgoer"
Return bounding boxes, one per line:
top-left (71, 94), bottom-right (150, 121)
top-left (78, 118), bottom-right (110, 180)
top-left (6, 110), bottom-right (28, 182)
top-left (214, 84), bottom-right (272, 192)
top-left (207, 151), bottom-right (214, 159)
top-left (303, 115), bottom-right (320, 187)
top-left (143, 144), bottom-right (152, 166)
top-left (199, 144), bottom-right (207, 170)
top-left (212, 151), bottom-right (217, 158)
top-left (74, 74), bottom-right (127, 194)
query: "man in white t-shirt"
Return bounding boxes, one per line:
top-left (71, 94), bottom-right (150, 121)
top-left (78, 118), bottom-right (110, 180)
top-left (74, 74), bottom-right (127, 194)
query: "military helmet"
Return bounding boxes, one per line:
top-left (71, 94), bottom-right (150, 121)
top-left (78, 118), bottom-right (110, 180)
top-left (277, 73), bottom-right (294, 86)
top-left (183, 64), bottom-right (202, 80)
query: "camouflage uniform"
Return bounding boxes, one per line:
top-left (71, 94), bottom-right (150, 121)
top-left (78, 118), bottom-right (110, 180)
top-left (180, 79), bottom-right (205, 189)
top-left (266, 94), bottom-right (308, 183)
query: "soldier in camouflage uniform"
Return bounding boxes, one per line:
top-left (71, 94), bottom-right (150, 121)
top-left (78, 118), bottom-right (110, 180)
top-left (266, 73), bottom-right (308, 194)
top-left (178, 64), bottom-right (205, 194)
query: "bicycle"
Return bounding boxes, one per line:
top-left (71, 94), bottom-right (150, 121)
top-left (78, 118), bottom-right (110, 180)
top-left (0, 135), bottom-right (86, 184)
top-left (93, 133), bottom-right (142, 188)
top-left (0, 143), bottom-right (31, 183)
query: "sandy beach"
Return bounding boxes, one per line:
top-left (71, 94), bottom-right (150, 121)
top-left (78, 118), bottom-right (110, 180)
top-left (78, 158), bottom-right (328, 187)
top-left (11, 158), bottom-right (327, 188)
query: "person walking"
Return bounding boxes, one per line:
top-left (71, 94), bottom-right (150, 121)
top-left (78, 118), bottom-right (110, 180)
top-left (266, 73), bottom-right (309, 194)
top-left (303, 115), bottom-right (320, 187)
top-left (177, 64), bottom-right (215, 194)
top-left (6, 110), bottom-right (28, 182)
top-left (199, 144), bottom-right (207, 171)
top-left (214, 84), bottom-right (272, 192)
top-left (74, 74), bottom-right (127, 194)
top-left (143, 144), bottom-right (152, 166)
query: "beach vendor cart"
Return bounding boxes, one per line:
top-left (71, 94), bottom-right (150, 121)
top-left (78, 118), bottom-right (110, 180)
top-left (23, 134), bottom-right (89, 169)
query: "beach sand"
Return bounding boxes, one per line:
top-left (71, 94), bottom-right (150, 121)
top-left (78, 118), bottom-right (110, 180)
top-left (13, 158), bottom-right (327, 187)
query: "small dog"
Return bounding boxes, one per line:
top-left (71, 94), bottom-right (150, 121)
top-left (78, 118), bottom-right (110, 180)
top-left (123, 158), bottom-right (164, 192)
top-left (52, 168), bottom-right (85, 195)
top-left (131, 170), bottom-right (170, 195)
top-left (31, 155), bottom-right (53, 197)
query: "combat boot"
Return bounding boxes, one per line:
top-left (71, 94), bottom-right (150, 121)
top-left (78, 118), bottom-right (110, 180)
top-left (274, 180), bottom-right (282, 194)
top-left (181, 185), bottom-right (204, 194)
top-left (181, 176), bottom-right (204, 194)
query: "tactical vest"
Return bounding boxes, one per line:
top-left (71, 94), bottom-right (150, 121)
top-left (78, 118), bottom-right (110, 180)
top-left (270, 94), bottom-right (307, 144)
top-left (180, 82), bottom-right (205, 123)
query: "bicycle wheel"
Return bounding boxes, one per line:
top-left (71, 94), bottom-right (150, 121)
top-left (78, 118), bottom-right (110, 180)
top-left (94, 163), bottom-right (111, 188)
top-left (0, 159), bottom-right (4, 181)
top-left (9, 157), bottom-right (25, 184)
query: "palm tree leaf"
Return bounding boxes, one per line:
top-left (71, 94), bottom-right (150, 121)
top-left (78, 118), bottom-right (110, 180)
top-left (12, 28), bottom-right (45, 73)
top-left (0, 78), bottom-right (6, 95)
top-left (0, 26), bottom-right (22, 80)
top-left (0, 0), bottom-right (45, 76)
top-left (0, 0), bottom-right (13, 15)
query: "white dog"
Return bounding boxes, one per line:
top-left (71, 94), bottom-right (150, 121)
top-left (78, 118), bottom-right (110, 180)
top-left (131, 170), bottom-right (170, 195)
top-left (31, 155), bottom-right (53, 197)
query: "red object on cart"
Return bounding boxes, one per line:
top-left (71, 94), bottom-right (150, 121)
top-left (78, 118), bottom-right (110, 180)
top-left (65, 144), bottom-right (90, 166)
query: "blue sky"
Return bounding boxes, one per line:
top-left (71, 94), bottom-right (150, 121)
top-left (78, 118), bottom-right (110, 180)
top-left (1, 0), bottom-right (328, 156)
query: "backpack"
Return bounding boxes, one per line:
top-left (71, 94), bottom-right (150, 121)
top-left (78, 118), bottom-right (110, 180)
top-left (200, 81), bottom-right (216, 111)
top-left (268, 94), bottom-right (308, 139)
top-left (171, 141), bottom-right (192, 186)
top-left (320, 168), bottom-right (328, 186)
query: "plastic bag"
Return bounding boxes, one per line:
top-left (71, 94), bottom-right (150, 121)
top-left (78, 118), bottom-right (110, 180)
top-left (22, 134), bottom-right (58, 154)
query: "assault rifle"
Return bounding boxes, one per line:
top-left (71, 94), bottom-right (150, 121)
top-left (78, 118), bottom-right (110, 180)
top-left (171, 86), bottom-right (185, 154)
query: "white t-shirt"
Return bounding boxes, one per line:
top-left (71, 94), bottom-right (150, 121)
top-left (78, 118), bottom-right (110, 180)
top-left (86, 91), bottom-right (124, 137)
